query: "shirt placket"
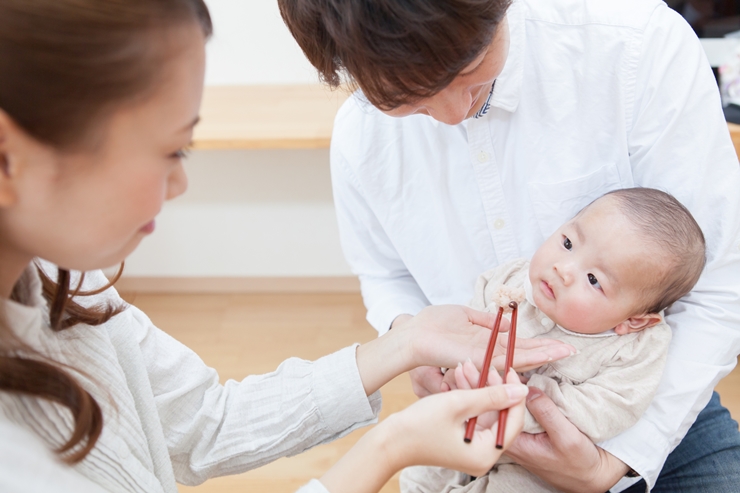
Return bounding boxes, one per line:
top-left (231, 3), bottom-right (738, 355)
top-left (466, 117), bottom-right (519, 264)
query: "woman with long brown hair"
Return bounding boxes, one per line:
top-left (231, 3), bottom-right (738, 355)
top-left (0, 1), bottom-right (576, 491)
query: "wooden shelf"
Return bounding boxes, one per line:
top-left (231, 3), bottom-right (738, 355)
top-left (193, 85), bottom-right (349, 150)
top-left (193, 85), bottom-right (740, 156)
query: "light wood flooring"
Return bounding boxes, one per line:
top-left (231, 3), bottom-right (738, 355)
top-left (118, 292), bottom-right (740, 493)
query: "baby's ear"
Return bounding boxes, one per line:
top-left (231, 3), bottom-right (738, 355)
top-left (614, 313), bottom-right (662, 335)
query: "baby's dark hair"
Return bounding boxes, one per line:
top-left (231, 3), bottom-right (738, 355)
top-left (597, 188), bottom-right (706, 314)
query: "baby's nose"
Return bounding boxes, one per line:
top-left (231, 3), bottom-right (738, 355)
top-left (554, 263), bottom-right (574, 285)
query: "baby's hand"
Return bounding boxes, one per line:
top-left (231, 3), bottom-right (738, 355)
top-left (441, 360), bottom-right (505, 430)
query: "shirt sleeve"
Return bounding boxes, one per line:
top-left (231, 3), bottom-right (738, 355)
top-left (330, 109), bottom-right (431, 333)
top-left (0, 420), bottom-right (106, 493)
top-left (526, 325), bottom-right (672, 443)
top-left (602, 4), bottom-right (740, 489)
top-left (126, 305), bottom-right (382, 486)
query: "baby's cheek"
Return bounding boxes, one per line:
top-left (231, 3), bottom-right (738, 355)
top-left (557, 298), bottom-right (599, 332)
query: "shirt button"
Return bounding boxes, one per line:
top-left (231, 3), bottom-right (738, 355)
top-left (477, 151), bottom-right (489, 163)
top-left (541, 317), bottom-right (552, 327)
top-left (494, 218), bottom-right (505, 230)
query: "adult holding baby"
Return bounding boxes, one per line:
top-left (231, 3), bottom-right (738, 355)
top-left (279, 0), bottom-right (740, 491)
top-left (0, 1), bottom-right (579, 492)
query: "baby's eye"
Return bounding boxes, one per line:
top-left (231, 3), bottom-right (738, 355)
top-left (588, 273), bottom-right (601, 289)
top-left (563, 236), bottom-right (572, 250)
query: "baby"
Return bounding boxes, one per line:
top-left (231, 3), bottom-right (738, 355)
top-left (401, 187), bottom-right (706, 493)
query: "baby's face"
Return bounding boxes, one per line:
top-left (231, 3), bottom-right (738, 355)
top-left (529, 197), bottom-right (659, 334)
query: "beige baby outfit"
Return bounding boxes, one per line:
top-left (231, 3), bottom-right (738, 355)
top-left (401, 258), bottom-right (672, 493)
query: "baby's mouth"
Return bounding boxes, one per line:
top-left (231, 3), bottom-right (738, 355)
top-left (540, 280), bottom-right (555, 299)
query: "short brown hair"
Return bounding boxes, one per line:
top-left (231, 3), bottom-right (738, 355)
top-left (278, 0), bottom-right (511, 110)
top-left (598, 188), bottom-right (706, 314)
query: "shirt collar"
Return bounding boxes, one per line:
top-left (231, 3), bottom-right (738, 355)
top-left (489, 0), bottom-right (525, 114)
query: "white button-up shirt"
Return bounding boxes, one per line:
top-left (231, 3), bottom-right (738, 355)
top-left (330, 0), bottom-right (740, 490)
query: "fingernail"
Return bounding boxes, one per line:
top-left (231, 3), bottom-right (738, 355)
top-left (506, 384), bottom-right (529, 400)
top-left (457, 362), bottom-right (463, 370)
top-left (527, 388), bottom-right (542, 402)
top-left (465, 357), bottom-right (472, 364)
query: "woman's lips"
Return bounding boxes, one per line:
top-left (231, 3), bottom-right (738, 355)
top-left (140, 220), bottom-right (155, 234)
top-left (540, 280), bottom-right (555, 299)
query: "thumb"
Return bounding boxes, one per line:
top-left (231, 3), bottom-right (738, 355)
top-left (524, 387), bottom-right (578, 442)
top-left (451, 383), bottom-right (528, 419)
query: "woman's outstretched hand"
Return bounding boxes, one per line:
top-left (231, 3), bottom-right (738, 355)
top-left (318, 370), bottom-right (528, 493)
top-left (385, 306), bottom-right (574, 397)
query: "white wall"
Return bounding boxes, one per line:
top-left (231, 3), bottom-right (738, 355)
top-left (124, 2), bottom-right (351, 278)
top-left (125, 150), bottom-right (351, 277)
top-left (204, 0), bottom-right (318, 85)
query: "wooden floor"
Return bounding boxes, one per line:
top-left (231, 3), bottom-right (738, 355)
top-left (118, 291), bottom-right (740, 493)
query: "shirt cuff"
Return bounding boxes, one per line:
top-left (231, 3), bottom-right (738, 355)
top-left (311, 344), bottom-right (382, 436)
top-left (296, 479), bottom-right (330, 493)
top-left (599, 417), bottom-right (670, 491)
top-left (366, 296), bottom-right (429, 334)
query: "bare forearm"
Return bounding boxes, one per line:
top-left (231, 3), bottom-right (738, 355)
top-left (319, 424), bottom-right (397, 493)
top-left (355, 318), bottom-right (414, 395)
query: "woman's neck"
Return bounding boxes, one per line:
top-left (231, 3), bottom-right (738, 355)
top-left (0, 243), bottom-right (35, 299)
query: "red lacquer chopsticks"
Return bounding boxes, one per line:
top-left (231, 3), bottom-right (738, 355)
top-left (463, 301), bottom-right (518, 448)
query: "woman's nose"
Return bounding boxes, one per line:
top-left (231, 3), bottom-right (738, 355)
top-left (166, 163), bottom-right (188, 201)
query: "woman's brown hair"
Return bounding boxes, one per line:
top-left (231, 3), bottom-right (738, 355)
top-left (0, 0), bottom-right (212, 463)
top-left (278, 0), bottom-right (511, 110)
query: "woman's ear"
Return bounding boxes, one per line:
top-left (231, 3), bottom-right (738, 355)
top-left (614, 313), bottom-right (663, 335)
top-left (0, 109), bottom-right (27, 208)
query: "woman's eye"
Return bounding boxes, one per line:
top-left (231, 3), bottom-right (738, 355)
top-left (588, 273), bottom-right (601, 289)
top-left (171, 148), bottom-right (191, 160)
top-left (563, 236), bottom-right (572, 250)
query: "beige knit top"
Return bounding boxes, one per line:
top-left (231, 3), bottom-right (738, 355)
top-left (471, 259), bottom-right (672, 443)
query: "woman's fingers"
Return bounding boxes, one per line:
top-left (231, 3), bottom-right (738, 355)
top-left (452, 382), bottom-right (529, 419)
top-left (492, 334), bottom-right (575, 373)
top-left (462, 305), bottom-right (505, 331)
top-left (497, 369), bottom-right (526, 448)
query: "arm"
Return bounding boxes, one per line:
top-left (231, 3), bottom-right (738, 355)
top-left (330, 115), bottom-right (429, 334)
top-left (524, 326), bottom-right (672, 442)
top-left (128, 304), bottom-right (382, 486)
top-left (604, 3), bottom-right (740, 486)
top-left (507, 5), bottom-right (740, 491)
top-left (315, 371), bottom-right (529, 493)
top-left (128, 297), bottom-right (525, 485)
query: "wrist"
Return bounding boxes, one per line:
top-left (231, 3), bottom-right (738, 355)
top-left (355, 322), bottom-right (415, 395)
top-left (589, 448), bottom-right (629, 492)
top-left (320, 421), bottom-right (398, 493)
